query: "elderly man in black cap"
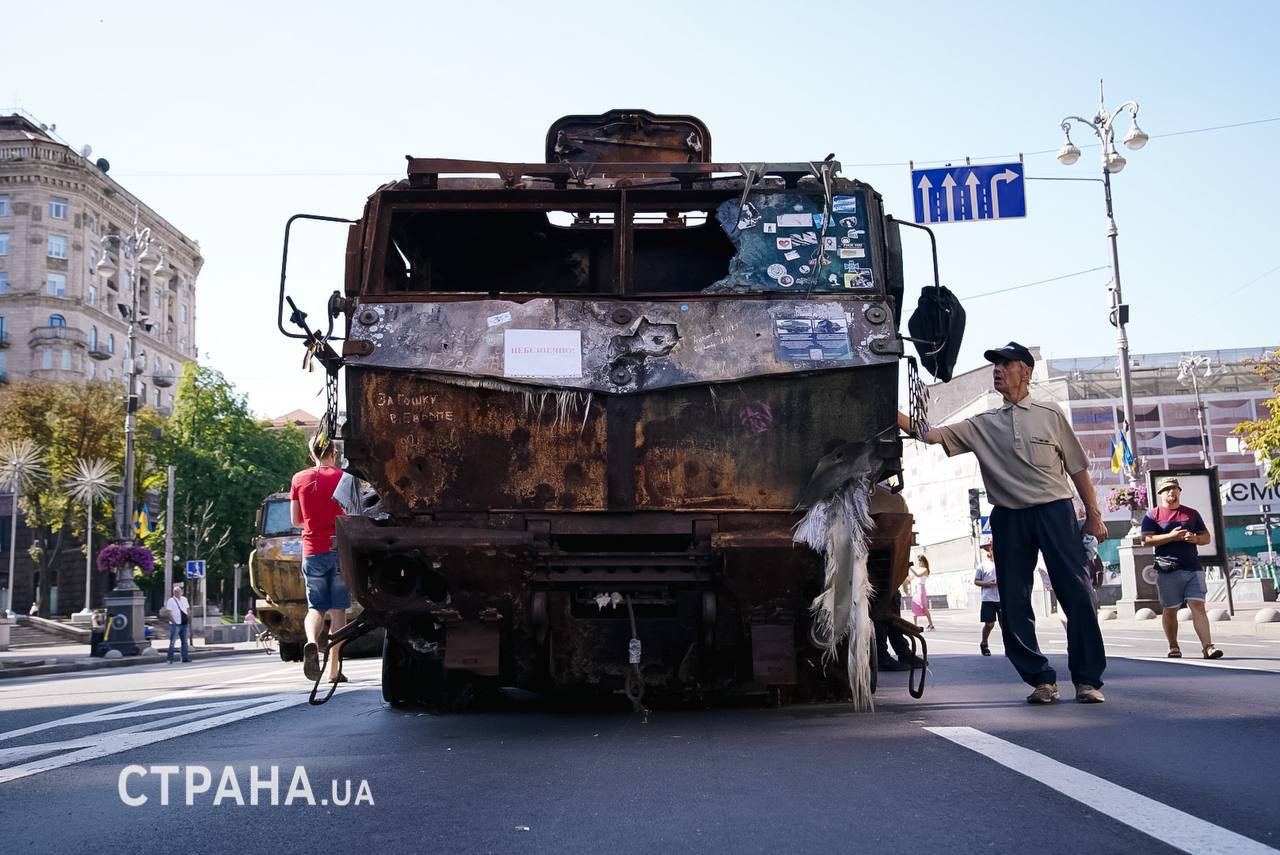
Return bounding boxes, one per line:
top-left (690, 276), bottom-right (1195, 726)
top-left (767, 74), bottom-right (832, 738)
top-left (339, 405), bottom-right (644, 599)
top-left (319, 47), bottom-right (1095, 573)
top-left (897, 342), bottom-right (1109, 704)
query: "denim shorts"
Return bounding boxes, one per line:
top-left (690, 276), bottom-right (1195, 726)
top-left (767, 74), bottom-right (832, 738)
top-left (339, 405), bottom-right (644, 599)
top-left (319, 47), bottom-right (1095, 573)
top-left (302, 551), bottom-right (351, 612)
top-left (1155, 567), bottom-right (1207, 610)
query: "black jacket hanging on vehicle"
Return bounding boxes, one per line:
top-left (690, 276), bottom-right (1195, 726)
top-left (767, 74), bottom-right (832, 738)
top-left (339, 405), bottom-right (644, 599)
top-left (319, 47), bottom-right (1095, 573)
top-left (907, 285), bottom-right (965, 383)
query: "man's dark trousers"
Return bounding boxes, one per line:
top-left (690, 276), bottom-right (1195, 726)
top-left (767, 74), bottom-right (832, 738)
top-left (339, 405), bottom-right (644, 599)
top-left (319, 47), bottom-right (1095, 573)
top-left (991, 498), bottom-right (1106, 688)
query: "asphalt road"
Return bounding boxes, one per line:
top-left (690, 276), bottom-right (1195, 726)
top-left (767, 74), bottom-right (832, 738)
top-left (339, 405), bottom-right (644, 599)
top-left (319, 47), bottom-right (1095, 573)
top-left (1, 615), bottom-right (1277, 855)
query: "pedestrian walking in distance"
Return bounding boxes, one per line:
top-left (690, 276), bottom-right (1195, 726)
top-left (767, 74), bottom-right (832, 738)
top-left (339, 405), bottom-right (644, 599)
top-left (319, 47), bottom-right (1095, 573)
top-left (909, 555), bottom-right (936, 630)
top-left (898, 341), bottom-right (1109, 704)
top-left (974, 536), bottom-right (1001, 655)
top-left (1142, 477), bottom-right (1223, 660)
top-left (290, 431), bottom-right (349, 683)
top-left (165, 584), bottom-right (192, 663)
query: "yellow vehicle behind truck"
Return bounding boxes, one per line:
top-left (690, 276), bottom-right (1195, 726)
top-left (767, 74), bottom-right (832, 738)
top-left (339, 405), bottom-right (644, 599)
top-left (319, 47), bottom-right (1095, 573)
top-left (248, 492), bottom-right (382, 661)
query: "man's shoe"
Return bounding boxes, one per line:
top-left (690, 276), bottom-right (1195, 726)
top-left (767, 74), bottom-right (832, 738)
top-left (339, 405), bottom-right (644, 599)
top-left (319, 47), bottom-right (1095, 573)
top-left (302, 642), bottom-right (321, 681)
top-left (980, 644), bottom-right (991, 656)
top-left (878, 657), bottom-right (910, 672)
top-left (1074, 683), bottom-right (1105, 704)
top-left (1026, 683), bottom-right (1060, 704)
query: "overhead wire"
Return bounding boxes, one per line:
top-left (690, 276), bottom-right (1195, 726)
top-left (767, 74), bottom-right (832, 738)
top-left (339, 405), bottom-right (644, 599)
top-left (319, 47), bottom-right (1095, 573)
top-left (110, 115), bottom-right (1280, 178)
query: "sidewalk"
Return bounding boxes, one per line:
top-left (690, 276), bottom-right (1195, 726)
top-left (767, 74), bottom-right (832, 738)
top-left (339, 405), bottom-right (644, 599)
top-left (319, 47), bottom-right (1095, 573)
top-left (924, 601), bottom-right (1280, 640)
top-left (0, 636), bottom-right (267, 680)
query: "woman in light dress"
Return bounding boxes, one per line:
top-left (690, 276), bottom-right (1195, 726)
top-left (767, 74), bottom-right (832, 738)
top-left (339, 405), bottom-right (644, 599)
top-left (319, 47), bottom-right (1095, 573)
top-left (910, 555), bottom-right (936, 630)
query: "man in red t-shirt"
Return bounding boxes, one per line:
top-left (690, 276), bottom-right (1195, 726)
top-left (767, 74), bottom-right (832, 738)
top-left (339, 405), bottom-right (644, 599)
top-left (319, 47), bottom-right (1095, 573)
top-left (1141, 477), bottom-right (1222, 660)
top-left (290, 432), bottom-right (349, 682)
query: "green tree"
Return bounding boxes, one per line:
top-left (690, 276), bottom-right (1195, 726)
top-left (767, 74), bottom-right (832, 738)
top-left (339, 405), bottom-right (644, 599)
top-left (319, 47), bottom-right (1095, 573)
top-left (1236, 348), bottom-right (1280, 486)
top-left (0, 382), bottom-right (155, 609)
top-left (144, 364), bottom-right (309, 601)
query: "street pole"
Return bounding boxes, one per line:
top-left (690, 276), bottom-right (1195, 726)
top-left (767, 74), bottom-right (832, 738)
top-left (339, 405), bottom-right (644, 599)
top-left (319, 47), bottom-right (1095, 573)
top-left (81, 500), bottom-right (93, 615)
top-left (1103, 171), bottom-right (1141, 489)
top-left (5, 481), bottom-right (18, 618)
top-left (122, 258), bottom-right (139, 545)
top-left (163, 465), bottom-right (175, 597)
top-left (1057, 81), bottom-right (1149, 493)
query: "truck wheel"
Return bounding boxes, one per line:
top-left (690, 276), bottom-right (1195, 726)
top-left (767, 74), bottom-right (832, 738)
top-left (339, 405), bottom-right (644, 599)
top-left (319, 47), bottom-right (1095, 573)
top-left (278, 641), bottom-right (304, 662)
top-left (381, 634), bottom-right (417, 707)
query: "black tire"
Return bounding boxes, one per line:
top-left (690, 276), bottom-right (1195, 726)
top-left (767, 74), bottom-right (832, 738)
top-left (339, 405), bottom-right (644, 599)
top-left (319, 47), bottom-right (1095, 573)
top-left (278, 641), bottom-right (304, 663)
top-left (382, 634), bottom-right (448, 709)
top-left (381, 634), bottom-right (417, 707)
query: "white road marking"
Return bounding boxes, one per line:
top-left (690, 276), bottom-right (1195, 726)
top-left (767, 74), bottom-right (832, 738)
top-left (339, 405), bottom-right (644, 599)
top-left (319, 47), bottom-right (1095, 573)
top-left (0, 666), bottom-right (288, 743)
top-left (926, 726), bottom-right (1278, 855)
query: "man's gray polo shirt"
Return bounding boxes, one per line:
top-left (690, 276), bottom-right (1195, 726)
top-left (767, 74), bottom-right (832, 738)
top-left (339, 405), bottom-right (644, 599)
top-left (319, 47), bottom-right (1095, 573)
top-left (934, 397), bottom-right (1089, 510)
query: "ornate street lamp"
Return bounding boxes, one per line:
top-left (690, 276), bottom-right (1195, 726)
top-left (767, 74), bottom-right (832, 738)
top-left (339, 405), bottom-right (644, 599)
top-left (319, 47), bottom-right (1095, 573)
top-left (95, 206), bottom-right (169, 545)
top-left (65, 458), bottom-right (119, 624)
top-left (1, 440), bottom-right (47, 618)
top-left (1177, 355), bottom-right (1215, 468)
top-left (1057, 80), bottom-right (1149, 488)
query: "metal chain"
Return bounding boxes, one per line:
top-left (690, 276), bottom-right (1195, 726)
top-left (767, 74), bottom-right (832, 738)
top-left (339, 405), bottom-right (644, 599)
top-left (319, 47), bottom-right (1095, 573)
top-left (907, 357), bottom-right (930, 440)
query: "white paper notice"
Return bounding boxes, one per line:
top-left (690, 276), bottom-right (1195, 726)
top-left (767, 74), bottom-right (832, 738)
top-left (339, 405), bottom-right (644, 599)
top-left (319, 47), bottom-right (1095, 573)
top-left (486, 311), bottom-right (513, 328)
top-left (503, 329), bottom-right (583, 378)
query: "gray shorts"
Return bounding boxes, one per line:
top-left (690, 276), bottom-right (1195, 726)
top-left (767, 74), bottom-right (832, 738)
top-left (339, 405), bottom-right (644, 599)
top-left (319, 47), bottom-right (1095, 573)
top-left (1156, 568), bottom-right (1207, 610)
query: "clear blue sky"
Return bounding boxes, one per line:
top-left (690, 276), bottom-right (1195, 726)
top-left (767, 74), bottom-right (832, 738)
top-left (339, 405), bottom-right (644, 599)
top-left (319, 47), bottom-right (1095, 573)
top-left (7, 0), bottom-right (1279, 417)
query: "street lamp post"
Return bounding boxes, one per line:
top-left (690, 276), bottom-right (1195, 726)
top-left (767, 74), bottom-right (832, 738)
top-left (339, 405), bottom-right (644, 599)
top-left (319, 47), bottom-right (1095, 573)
top-left (95, 207), bottom-right (171, 548)
top-left (1056, 80), bottom-right (1150, 489)
top-left (1178, 355), bottom-right (1215, 468)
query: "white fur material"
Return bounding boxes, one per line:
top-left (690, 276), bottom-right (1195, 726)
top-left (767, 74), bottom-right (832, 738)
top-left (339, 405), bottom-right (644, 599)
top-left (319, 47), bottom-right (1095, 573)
top-left (793, 481), bottom-right (876, 710)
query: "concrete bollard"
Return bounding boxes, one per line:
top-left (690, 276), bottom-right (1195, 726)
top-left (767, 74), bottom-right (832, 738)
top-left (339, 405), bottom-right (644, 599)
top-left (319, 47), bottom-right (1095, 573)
top-left (1177, 608), bottom-right (1191, 622)
top-left (1099, 609), bottom-right (1118, 621)
top-left (1207, 609), bottom-right (1231, 622)
top-left (1135, 608), bottom-right (1158, 620)
top-left (1255, 608), bottom-right (1280, 623)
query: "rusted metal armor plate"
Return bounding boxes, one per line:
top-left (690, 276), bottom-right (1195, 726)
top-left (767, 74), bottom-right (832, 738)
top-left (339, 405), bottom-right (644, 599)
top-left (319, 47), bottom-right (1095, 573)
top-left (345, 298), bottom-right (896, 394)
top-left (345, 366), bottom-right (896, 513)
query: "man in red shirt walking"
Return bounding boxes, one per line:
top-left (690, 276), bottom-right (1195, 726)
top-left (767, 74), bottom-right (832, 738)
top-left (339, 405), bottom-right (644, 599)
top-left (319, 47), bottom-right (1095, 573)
top-left (290, 432), bottom-right (349, 682)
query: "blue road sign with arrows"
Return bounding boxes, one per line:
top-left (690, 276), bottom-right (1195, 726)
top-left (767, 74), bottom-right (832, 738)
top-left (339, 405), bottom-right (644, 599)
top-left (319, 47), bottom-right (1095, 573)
top-left (911, 162), bottom-right (1026, 224)
top-left (185, 560), bottom-right (206, 579)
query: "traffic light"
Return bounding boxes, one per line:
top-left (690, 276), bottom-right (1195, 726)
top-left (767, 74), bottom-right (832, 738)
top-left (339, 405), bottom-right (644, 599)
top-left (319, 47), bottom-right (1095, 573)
top-left (968, 488), bottom-right (981, 520)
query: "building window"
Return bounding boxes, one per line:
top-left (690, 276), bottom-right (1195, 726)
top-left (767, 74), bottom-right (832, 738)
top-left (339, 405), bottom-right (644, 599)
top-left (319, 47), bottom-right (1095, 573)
top-left (0, 195), bottom-right (9, 217)
top-left (50, 197), bottom-right (69, 220)
top-left (180, 304), bottom-right (187, 322)
top-left (87, 361), bottom-right (96, 380)
top-left (0, 233), bottom-right (9, 256)
top-left (48, 235), bottom-right (68, 259)
top-left (47, 273), bottom-right (66, 297)
top-left (155, 388), bottom-right (161, 406)
top-left (104, 368), bottom-right (113, 382)
top-left (61, 349), bottom-right (71, 370)
top-left (89, 248), bottom-right (98, 274)
top-left (0, 272), bottom-right (7, 294)
top-left (49, 314), bottom-right (66, 327)
top-left (88, 284), bottom-right (96, 306)
top-left (0, 316), bottom-right (5, 341)
top-left (42, 350), bottom-right (53, 370)
top-left (90, 326), bottom-right (98, 350)
top-left (107, 334), bottom-right (115, 354)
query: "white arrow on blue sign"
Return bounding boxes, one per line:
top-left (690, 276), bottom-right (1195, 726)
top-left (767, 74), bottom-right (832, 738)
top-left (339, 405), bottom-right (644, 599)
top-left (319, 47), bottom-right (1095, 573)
top-left (911, 163), bottom-right (1025, 224)
top-left (185, 560), bottom-right (206, 578)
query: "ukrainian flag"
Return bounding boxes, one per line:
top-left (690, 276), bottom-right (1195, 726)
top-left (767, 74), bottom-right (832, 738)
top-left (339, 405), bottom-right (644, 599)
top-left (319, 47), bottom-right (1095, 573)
top-left (134, 506), bottom-right (151, 538)
top-left (1110, 433), bottom-right (1134, 473)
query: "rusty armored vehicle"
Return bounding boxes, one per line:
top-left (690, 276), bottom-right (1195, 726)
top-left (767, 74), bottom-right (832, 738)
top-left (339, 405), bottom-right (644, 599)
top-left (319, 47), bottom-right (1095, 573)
top-left (279, 111), bottom-right (922, 708)
top-left (247, 492), bottom-right (382, 662)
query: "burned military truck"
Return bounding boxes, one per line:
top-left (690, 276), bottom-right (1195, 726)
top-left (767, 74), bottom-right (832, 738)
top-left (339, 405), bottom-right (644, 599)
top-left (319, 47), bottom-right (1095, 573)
top-left (284, 111), bottom-right (923, 708)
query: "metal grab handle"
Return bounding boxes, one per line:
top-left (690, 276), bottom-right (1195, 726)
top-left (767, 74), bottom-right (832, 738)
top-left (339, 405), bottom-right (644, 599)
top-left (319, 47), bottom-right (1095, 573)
top-left (307, 614), bottom-right (380, 706)
top-left (246, 549), bottom-right (267, 600)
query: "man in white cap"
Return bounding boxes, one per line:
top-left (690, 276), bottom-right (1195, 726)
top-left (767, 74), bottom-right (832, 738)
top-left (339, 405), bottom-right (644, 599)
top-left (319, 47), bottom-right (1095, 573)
top-left (1141, 477), bottom-right (1222, 659)
top-left (974, 536), bottom-right (1001, 656)
top-left (898, 341), bottom-right (1109, 704)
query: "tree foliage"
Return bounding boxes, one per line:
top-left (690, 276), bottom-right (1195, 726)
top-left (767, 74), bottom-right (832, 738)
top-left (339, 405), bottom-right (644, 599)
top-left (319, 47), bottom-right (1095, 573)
top-left (1236, 348), bottom-right (1280, 487)
top-left (143, 364), bottom-right (309, 593)
top-left (0, 382), bottom-right (158, 608)
top-left (0, 366), bottom-right (308, 610)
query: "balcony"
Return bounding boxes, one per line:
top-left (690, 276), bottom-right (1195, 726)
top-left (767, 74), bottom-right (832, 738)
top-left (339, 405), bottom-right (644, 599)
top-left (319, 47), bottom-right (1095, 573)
top-left (29, 326), bottom-right (88, 348)
top-left (88, 344), bottom-right (113, 361)
top-left (0, 329), bottom-right (8, 349)
top-left (152, 373), bottom-right (175, 388)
